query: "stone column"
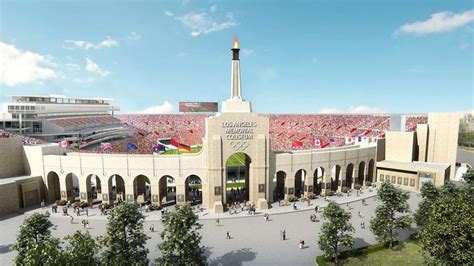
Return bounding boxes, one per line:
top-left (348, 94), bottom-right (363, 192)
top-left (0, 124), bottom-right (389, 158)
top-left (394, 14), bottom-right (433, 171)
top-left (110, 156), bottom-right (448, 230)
top-left (175, 184), bottom-right (187, 206)
top-left (59, 176), bottom-right (71, 202)
top-left (304, 175), bottom-right (314, 199)
top-left (323, 171), bottom-right (332, 195)
top-left (284, 177), bottom-right (295, 201)
top-left (150, 183), bottom-right (159, 207)
top-left (339, 171), bottom-right (346, 192)
top-left (79, 178), bottom-right (90, 204)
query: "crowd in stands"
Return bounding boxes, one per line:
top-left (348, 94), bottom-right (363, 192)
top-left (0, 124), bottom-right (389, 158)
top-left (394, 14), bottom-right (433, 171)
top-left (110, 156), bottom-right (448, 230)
top-left (0, 130), bottom-right (47, 145)
top-left (48, 115), bottom-right (122, 131)
top-left (76, 114), bottom-right (390, 154)
top-left (267, 114), bottom-right (389, 151)
top-left (404, 115), bottom-right (428, 132)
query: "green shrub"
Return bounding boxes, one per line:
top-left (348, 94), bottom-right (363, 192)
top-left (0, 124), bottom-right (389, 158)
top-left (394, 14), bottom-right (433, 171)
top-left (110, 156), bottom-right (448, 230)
top-left (149, 204), bottom-right (162, 211)
top-left (287, 195), bottom-right (297, 202)
top-left (366, 181), bottom-right (372, 186)
top-left (341, 187), bottom-right (349, 193)
top-left (56, 199), bottom-right (68, 206)
top-left (325, 191), bottom-right (335, 197)
top-left (75, 201), bottom-right (89, 208)
top-left (354, 184), bottom-right (362, 190)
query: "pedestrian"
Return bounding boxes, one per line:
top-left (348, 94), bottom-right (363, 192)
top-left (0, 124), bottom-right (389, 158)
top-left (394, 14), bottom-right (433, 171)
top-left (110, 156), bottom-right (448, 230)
top-left (358, 211), bottom-right (363, 218)
top-left (216, 218), bottom-right (220, 226)
top-left (81, 219), bottom-right (86, 228)
top-left (150, 224), bottom-right (155, 232)
top-left (362, 199), bottom-right (366, 206)
top-left (307, 197), bottom-right (311, 206)
top-left (299, 240), bottom-right (304, 249)
top-left (41, 199), bottom-right (45, 208)
top-left (226, 231), bottom-right (231, 239)
top-left (360, 221), bottom-right (365, 229)
top-left (293, 203), bottom-right (297, 210)
top-left (69, 215), bottom-right (74, 224)
top-left (282, 230), bottom-right (286, 241)
top-left (85, 219), bottom-right (90, 229)
top-left (86, 208), bottom-right (89, 217)
top-left (76, 207), bottom-right (80, 216)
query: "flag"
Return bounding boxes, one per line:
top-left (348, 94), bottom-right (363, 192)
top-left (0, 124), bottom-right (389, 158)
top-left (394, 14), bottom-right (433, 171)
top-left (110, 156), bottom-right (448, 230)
top-left (314, 139), bottom-right (321, 148)
top-left (321, 143), bottom-right (330, 148)
top-left (100, 143), bottom-right (113, 151)
top-left (292, 140), bottom-right (303, 148)
top-left (126, 143), bottom-right (138, 151)
top-left (350, 128), bottom-right (357, 133)
top-left (345, 137), bottom-right (354, 145)
top-left (58, 140), bottom-right (68, 148)
top-left (152, 144), bottom-right (166, 154)
top-left (364, 129), bottom-right (372, 136)
top-left (170, 138), bottom-right (191, 152)
top-left (378, 132), bottom-right (385, 138)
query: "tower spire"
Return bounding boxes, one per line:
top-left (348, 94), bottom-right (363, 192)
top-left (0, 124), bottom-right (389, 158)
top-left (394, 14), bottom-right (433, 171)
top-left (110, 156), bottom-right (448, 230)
top-left (230, 35), bottom-right (242, 100)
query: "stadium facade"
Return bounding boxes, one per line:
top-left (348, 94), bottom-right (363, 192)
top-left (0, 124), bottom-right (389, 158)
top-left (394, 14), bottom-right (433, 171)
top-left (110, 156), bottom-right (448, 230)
top-left (0, 38), bottom-right (462, 215)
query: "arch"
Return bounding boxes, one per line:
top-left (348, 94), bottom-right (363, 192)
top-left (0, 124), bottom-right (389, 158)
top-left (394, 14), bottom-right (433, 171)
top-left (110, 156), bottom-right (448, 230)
top-left (358, 161), bottom-right (366, 185)
top-left (330, 165), bottom-right (341, 191)
top-left (225, 152), bottom-right (251, 204)
top-left (313, 167), bottom-right (324, 195)
top-left (294, 169), bottom-right (306, 198)
top-left (273, 171), bottom-right (286, 201)
top-left (368, 159), bottom-right (375, 184)
top-left (345, 163), bottom-right (354, 190)
top-left (133, 175), bottom-right (151, 203)
top-left (185, 175), bottom-right (202, 205)
top-left (65, 173), bottom-right (79, 202)
top-left (159, 175), bottom-right (176, 205)
top-left (46, 171), bottom-right (60, 203)
top-left (108, 174), bottom-right (125, 202)
top-left (86, 174), bottom-right (102, 202)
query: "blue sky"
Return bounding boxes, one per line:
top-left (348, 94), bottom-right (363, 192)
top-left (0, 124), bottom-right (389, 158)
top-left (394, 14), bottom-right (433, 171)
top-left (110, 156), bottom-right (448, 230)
top-left (0, 0), bottom-right (472, 114)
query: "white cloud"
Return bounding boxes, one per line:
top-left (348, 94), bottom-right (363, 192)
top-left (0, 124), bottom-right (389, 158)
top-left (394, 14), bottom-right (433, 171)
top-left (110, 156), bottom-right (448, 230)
top-left (241, 49), bottom-right (255, 56)
top-left (64, 36), bottom-right (118, 50)
top-left (127, 32), bottom-right (142, 41)
top-left (319, 106), bottom-right (385, 114)
top-left (139, 101), bottom-right (174, 114)
top-left (0, 42), bottom-right (57, 87)
top-left (170, 7), bottom-right (238, 36)
top-left (319, 108), bottom-right (342, 114)
top-left (347, 106), bottom-right (385, 114)
top-left (85, 57), bottom-right (110, 77)
top-left (397, 10), bottom-right (474, 35)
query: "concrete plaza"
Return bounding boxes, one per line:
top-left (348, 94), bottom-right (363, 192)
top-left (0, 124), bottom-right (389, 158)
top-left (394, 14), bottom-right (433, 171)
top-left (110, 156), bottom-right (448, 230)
top-left (0, 188), bottom-right (421, 265)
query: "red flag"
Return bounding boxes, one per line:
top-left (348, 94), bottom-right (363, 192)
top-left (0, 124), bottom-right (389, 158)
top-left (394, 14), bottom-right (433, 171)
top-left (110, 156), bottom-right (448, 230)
top-left (292, 140), bottom-right (303, 148)
top-left (350, 128), bottom-right (357, 133)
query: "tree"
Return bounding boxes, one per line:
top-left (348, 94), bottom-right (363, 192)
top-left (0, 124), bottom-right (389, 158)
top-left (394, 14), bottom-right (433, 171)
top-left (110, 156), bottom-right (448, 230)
top-left (100, 202), bottom-right (150, 265)
top-left (12, 212), bottom-right (64, 265)
top-left (419, 185), bottom-right (474, 264)
top-left (414, 182), bottom-right (439, 227)
top-left (370, 182), bottom-right (413, 248)
top-left (157, 205), bottom-right (206, 265)
top-left (317, 201), bottom-right (354, 264)
top-left (64, 230), bottom-right (100, 265)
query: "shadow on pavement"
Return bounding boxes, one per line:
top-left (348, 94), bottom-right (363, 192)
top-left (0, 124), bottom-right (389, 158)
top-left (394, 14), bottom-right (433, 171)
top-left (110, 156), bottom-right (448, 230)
top-left (208, 248), bottom-right (257, 266)
top-left (0, 244), bottom-right (13, 254)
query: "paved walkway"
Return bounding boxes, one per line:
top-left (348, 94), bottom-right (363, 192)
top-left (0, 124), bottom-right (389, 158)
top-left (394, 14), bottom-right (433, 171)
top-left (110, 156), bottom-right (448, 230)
top-left (0, 189), bottom-right (422, 265)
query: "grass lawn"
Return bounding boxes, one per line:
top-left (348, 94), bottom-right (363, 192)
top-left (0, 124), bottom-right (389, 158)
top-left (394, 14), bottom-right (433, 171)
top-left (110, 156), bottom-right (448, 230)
top-left (188, 182), bottom-right (245, 190)
top-left (319, 240), bottom-right (424, 266)
top-left (225, 152), bottom-right (246, 166)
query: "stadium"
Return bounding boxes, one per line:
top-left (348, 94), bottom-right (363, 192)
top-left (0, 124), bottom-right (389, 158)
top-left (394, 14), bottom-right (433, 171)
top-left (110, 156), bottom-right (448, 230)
top-left (0, 38), bottom-right (467, 215)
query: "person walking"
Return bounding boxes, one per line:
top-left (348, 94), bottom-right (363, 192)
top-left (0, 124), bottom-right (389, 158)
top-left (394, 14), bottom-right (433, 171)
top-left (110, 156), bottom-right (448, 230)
top-left (69, 215), bottom-right (74, 224)
top-left (360, 221), bottom-right (365, 229)
top-left (299, 240), bottom-right (305, 249)
top-left (216, 218), bottom-right (220, 226)
top-left (149, 224), bottom-right (155, 233)
top-left (282, 230), bottom-right (286, 241)
top-left (226, 231), bottom-right (231, 239)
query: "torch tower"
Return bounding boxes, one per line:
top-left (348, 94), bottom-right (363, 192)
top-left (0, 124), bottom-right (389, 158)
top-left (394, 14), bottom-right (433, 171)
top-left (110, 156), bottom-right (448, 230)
top-left (222, 36), bottom-right (252, 113)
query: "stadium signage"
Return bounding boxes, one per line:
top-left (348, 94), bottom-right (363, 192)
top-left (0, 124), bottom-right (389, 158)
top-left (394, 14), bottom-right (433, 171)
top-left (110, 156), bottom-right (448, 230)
top-left (222, 121), bottom-right (257, 141)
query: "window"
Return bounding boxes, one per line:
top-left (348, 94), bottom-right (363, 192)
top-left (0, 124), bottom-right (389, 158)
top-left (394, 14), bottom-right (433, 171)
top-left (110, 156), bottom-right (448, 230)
top-left (397, 177), bottom-right (402, 185)
top-left (410, 179), bottom-right (415, 187)
top-left (391, 176), bottom-right (396, 183)
top-left (404, 178), bottom-right (409, 186)
top-left (380, 174), bottom-right (384, 182)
